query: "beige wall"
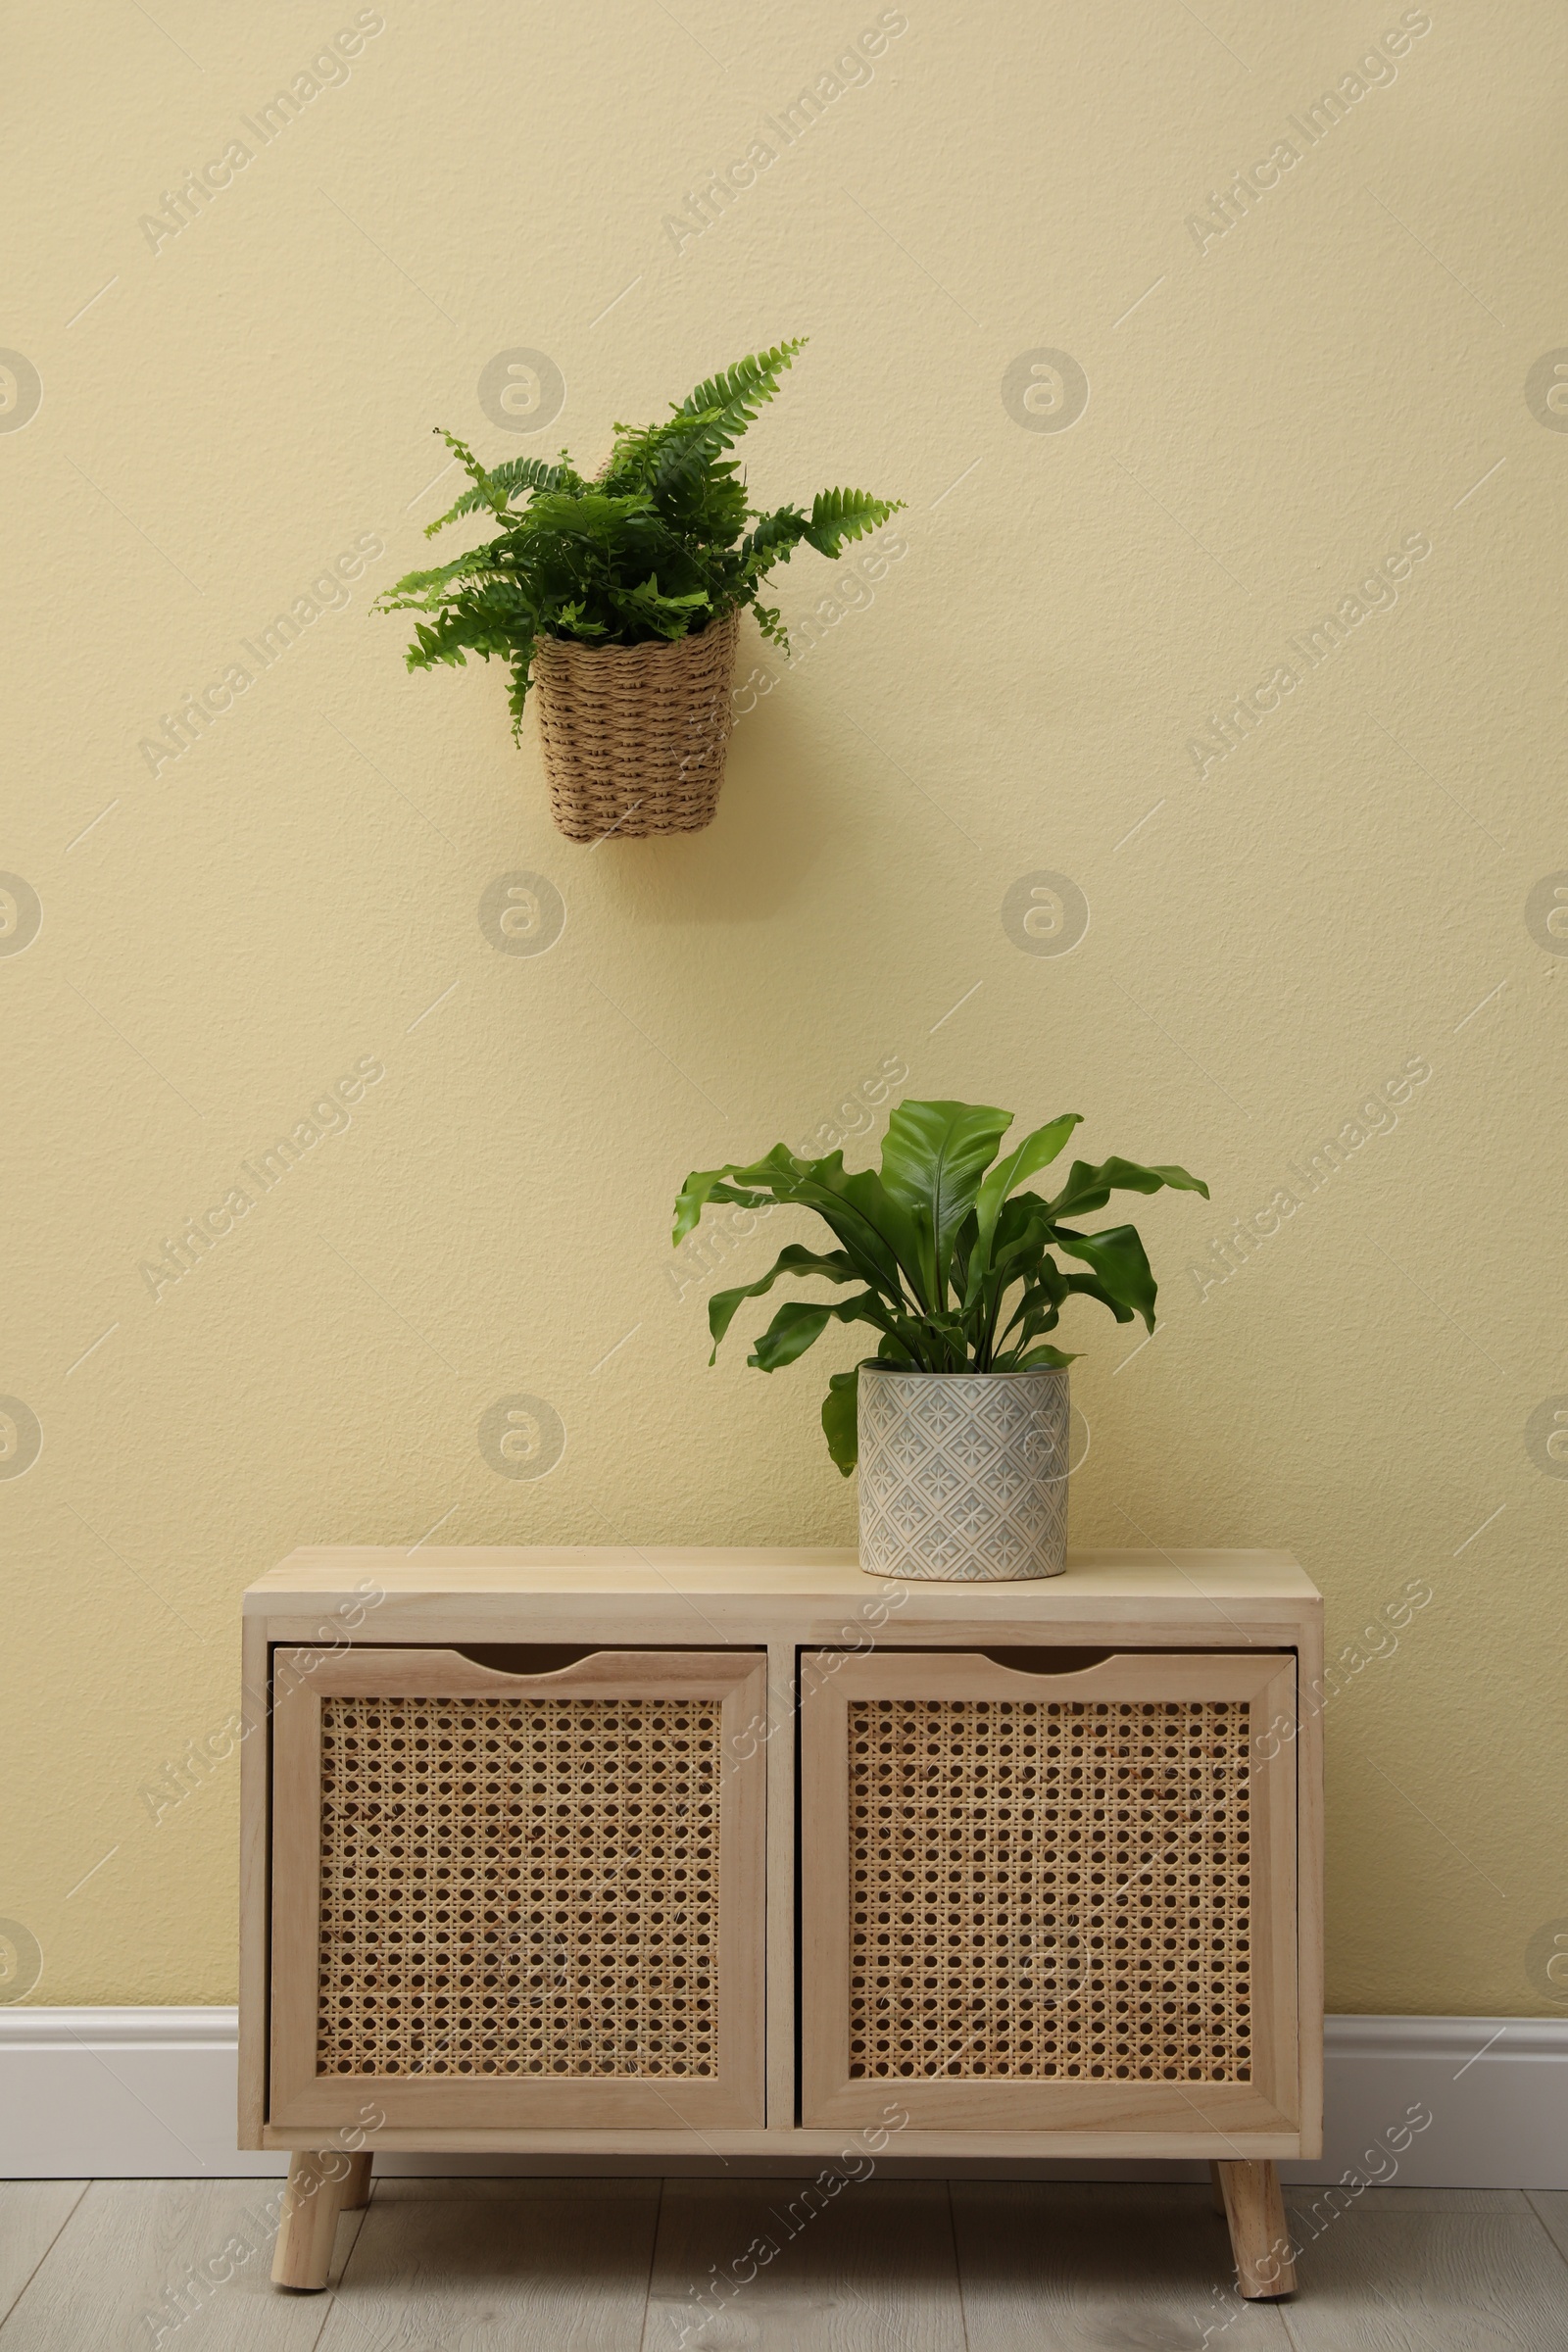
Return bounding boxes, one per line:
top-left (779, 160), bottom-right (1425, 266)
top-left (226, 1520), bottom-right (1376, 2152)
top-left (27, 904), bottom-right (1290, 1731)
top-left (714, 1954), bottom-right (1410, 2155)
top-left (3, 1), bottom-right (1564, 2014)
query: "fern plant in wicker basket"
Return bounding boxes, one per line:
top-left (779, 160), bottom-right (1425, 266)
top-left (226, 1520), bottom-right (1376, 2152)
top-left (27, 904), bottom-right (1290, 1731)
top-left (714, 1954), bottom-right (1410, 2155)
top-left (376, 339), bottom-right (902, 842)
top-left (674, 1099), bottom-right (1207, 1580)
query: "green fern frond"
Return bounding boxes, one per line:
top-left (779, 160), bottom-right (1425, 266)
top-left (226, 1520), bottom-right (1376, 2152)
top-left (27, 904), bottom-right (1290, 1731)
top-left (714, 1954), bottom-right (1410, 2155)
top-left (373, 547), bottom-right (505, 609)
top-left (803, 487), bottom-right (906, 559)
top-left (551, 600), bottom-right (610, 641)
top-left (618, 575), bottom-right (713, 639)
top-left (603, 415), bottom-right (697, 481)
top-left (431, 427), bottom-right (507, 516)
top-left (377, 341), bottom-right (900, 711)
top-left (678, 339), bottom-right (807, 424)
top-left (426, 454), bottom-right (580, 536)
top-left (406, 584), bottom-right (530, 670)
top-left (656, 339), bottom-right (808, 487)
top-left (738, 507), bottom-right (809, 569)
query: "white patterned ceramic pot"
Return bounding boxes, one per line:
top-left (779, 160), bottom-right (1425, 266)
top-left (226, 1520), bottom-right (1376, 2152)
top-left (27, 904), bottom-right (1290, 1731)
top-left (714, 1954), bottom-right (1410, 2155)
top-left (857, 1367), bottom-right (1070, 1582)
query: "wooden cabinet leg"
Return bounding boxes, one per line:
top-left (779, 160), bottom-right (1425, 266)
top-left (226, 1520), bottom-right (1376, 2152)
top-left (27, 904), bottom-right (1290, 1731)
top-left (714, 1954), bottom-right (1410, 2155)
top-left (271, 2150), bottom-right (372, 2290)
top-left (1207, 2159), bottom-right (1227, 2216)
top-left (1216, 2159), bottom-right (1297, 2299)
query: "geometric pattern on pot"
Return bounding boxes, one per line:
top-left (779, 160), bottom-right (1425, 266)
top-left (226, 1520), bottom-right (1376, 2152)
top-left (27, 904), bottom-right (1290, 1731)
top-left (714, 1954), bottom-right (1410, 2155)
top-left (858, 1367), bottom-right (1070, 1582)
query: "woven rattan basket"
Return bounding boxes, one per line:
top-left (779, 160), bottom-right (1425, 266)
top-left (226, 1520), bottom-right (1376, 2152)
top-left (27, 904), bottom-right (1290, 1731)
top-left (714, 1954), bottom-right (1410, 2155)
top-left (531, 611), bottom-right (740, 843)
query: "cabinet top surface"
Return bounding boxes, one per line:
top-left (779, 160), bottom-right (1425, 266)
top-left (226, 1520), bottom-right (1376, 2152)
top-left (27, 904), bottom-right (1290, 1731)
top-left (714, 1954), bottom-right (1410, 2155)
top-left (246, 1544), bottom-right (1317, 1611)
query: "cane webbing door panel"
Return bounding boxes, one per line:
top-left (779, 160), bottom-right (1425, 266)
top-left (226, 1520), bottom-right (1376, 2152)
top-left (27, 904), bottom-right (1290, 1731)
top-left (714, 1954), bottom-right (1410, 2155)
top-left (800, 1649), bottom-right (1298, 2133)
top-left (269, 1647), bottom-right (766, 2129)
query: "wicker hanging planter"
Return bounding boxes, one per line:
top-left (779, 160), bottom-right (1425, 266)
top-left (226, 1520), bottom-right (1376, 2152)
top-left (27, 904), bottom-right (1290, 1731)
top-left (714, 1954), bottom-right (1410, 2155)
top-left (531, 612), bottom-right (740, 844)
top-left (380, 347), bottom-right (902, 824)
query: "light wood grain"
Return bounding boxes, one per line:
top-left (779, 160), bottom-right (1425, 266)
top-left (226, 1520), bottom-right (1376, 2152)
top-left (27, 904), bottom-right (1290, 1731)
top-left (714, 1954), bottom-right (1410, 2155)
top-left (238, 1615), bottom-right (270, 2150)
top-left (265, 1608), bottom-right (1322, 1659)
top-left (300, 1645), bottom-right (767, 1699)
top-left (952, 2181), bottom-right (1295, 2348)
top-left (267, 1649), bottom-right (326, 2143)
top-left (260, 2122), bottom-right (1306, 2156)
top-left (764, 1635), bottom-right (798, 2128)
top-left (271, 2153), bottom-right (371, 2290)
top-left (311, 2180), bottom-right (659, 2350)
top-left (1290, 2188), bottom-right (1531, 2214)
top-left (250, 1544), bottom-right (1315, 1601)
top-left (1527, 2189), bottom-right (1568, 2261)
top-left (1276, 2197), bottom-right (1568, 2348)
top-left (0, 2179), bottom-right (360, 2349)
top-left (1295, 1598), bottom-right (1326, 2162)
top-left (9, 2180), bottom-right (1549, 2344)
top-left (644, 2177), bottom-right (966, 2351)
top-left (247, 1552), bottom-right (1322, 1667)
top-left (0, 2183), bottom-right (87, 2326)
top-left (1219, 2158), bottom-right (1297, 2296)
top-left (802, 1647), bottom-right (1298, 1700)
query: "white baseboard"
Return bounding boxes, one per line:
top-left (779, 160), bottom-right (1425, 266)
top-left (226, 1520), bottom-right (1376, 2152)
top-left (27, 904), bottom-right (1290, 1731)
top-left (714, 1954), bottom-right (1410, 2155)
top-left (0, 2010), bottom-right (1562, 2186)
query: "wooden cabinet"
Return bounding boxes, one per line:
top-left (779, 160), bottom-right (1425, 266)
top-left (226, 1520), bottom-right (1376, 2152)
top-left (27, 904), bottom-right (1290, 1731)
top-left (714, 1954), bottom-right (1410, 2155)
top-left (241, 1547), bottom-right (1322, 2301)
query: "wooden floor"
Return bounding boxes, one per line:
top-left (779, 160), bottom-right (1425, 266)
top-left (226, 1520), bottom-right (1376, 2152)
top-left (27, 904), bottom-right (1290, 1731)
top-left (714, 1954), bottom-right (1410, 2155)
top-left (1, 2177), bottom-right (1564, 2348)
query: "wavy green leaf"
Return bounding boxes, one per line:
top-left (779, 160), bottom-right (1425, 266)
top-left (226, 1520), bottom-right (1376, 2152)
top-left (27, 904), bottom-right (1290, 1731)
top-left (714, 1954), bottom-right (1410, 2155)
top-left (672, 1154), bottom-right (793, 1245)
top-left (1047, 1154), bottom-right (1209, 1223)
top-left (675, 1100), bottom-right (1203, 1467)
top-left (1054, 1224), bottom-right (1158, 1329)
top-left (747, 1292), bottom-right (888, 1372)
top-left (706, 1245), bottom-right (860, 1355)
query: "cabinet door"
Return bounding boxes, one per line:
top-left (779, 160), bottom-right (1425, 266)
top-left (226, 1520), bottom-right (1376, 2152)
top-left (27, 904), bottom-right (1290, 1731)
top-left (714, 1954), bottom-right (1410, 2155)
top-left (270, 1647), bottom-right (766, 2131)
top-left (800, 1649), bottom-right (1298, 2137)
